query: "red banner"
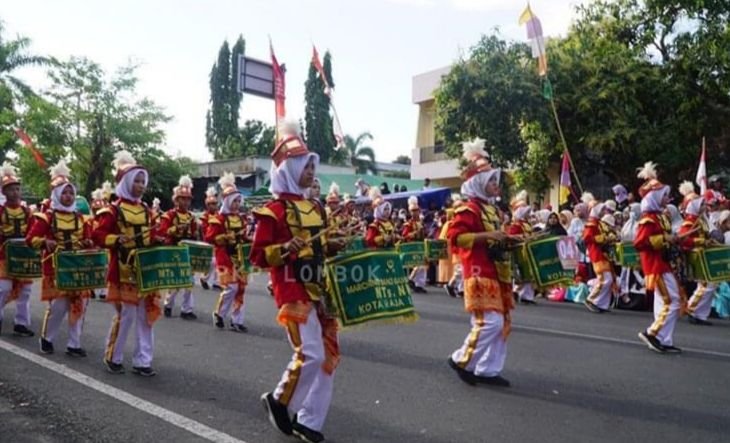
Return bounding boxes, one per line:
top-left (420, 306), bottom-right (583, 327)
top-left (14, 128), bottom-right (47, 168)
top-left (270, 42), bottom-right (286, 125)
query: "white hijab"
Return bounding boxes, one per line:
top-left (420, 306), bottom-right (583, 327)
top-left (115, 169), bottom-right (149, 203)
top-left (640, 186), bottom-right (669, 214)
top-left (374, 201), bottom-right (392, 221)
top-left (664, 203), bottom-right (682, 234)
top-left (51, 183), bottom-right (77, 213)
top-left (221, 193), bottom-right (242, 215)
top-left (460, 169), bottom-right (501, 204)
top-left (589, 202), bottom-right (606, 219)
top-left (620, 203), bottom-right (641, 241)
top-left (514, 206), bottom-right (531, 221)
top-left (685, 196), bottom-right (703, 217)
top-left (269, 153), bottom-right (320, 198)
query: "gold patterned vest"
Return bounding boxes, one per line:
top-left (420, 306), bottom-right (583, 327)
top-left (115, 201), bottom-right (152, 283)
top-left (222, 213), bottom-right (244, 264)
top-left (50, 211), bottom-right (84, 250)
top-left (1, 205), bottom-right (30, 239)
top-left (477, 202), bottom-right (511, 283)
top-left (169, 211), bottom-right (196, 240)
top-left (284, 199), bottom-right (327, 296)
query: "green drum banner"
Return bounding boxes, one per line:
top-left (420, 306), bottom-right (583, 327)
top-left (55, 250), bottom-right (109, 290)
top-left (236, 243), bottom-right (253, 273)
top-left (688, 247), bottom-right (730, 283)
top-left (515, 236), bottom-right (573, 289)
top-left (180, 240), bottom-right (213, 273)
top-left (325, 250), bottom-right (418, 328)
top-left (616, 242), bottom-right (640, 268)
top-left (135, 246), bottom-right (193, 293)
top-left (398, 242), bottom-right (425, 268)
top-left (344, 236), bottom-right (366, 254)
top-left (6, 239), bottom-right (41, 278)
top-left (425, 239), bottom-right (448, 261)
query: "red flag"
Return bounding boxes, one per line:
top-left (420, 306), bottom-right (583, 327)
top-left (311, 45), bottom-right (330, 91)
top-left (270, 41), bottom-right (286, 125)
top-left (14, 128), bottom-right (47, 168)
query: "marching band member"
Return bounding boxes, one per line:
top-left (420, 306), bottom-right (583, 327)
top-left (27, 160), bottom-right (93, 356)
top-left (93, 151), bottom-right (161, 376)
top-left (446, 138), bottom-right (513, 388)
top-left (325, 182), bottom-right (342, 222)
top-left (618, 203), bottom-right (643, 303)
top-left (250, 120), bottom-right (345, 443)
top-left (199, 186), bottom-right (219, 290)
top-left (508, 190), bottom-right (536, 304)
top-left (205, 173), bottom-right (249, 333)
top-left (365, 187), bottom-right (398, 249)
top-left (634, 162), bottom-right (683, 353)
top-left (677, 181), bottom-right (715, 326)
top-left (583, 198), bottom-right (616, 313)
top-left (159, 175), bottom-right (198, 320)
top-left (90, 187), bottom-right (110, 300)
top-left (0, 162), bottom-right (34, 337)
top-left (403, 196), bottom-right (427, 293)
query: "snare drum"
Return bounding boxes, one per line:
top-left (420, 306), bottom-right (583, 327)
top-left (397, 242), bottom-right (426, 268)
top-left (54, 249), bottom-right (109, 290)
top-left (134, 246), bottom-right (193, 294)
top-left (515, 236), bottom-right (573, 289)
top-left (180, 240), bottom-right (213, 273)
top-left (236, 243), bottom-right (252, 274)
top-left (6, 238), bottom-right (41, 278)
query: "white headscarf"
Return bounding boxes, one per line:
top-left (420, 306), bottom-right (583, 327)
top-left (664, 203), bottom-right (682, 234)
top-left (115, 169), bottom-right (149, 203)
top-left (685, 196), bottom-right (704, 217)
top-left (620, 203), bottom-right (641, 241)
top-left (589, 202), bottom-right (606, 219)
top-left (612, 184), bottom-right (628, 203)
top-left (640, 185), bottom-right (669, 214)
top-left (460, 169), bottom-right (501, 203)
top-left (514, 206), bottom-right (531, 221)
top-left (269, 153), bottom-right (320, 198)
top-left (221, 193), bottom-right (242, 215)
top-left (51, 183), bottom-right (77, 213)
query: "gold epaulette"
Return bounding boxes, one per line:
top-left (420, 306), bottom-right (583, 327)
top-left (252, 206), bottom-right (277, 220)
top-left (32, 212), bottom-right (49, 224)
top-left (95, 207), bottom-right (114, 217)
top-left (454, 205), bottom-right (475, 215)
top-left (207, 216), bottom-right (222, 225)
top-left (638, 216), bottom-right (656, 225)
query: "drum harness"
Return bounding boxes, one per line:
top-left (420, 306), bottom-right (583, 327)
top-left (284, 200), bottom-right (326, 286)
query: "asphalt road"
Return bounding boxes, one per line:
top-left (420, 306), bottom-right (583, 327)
top-left (1, 275), bottom-right (729, 443)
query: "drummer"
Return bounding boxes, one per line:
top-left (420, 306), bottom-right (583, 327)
top-left (93, 150), bottom-right (161, 376)
top-left (446, 138), bottom-right (513, 387)
top-left (158, 175), bottom-right (198, 320)
top-left (0, 162), bottom-right (35, 337)
top-left (89, 187), bottom-right (110, 300)
top-left (250, 120), bottom-right (346, 443)
top-left (365, 187), bottom-right (398, 249)
top-left (677, 181), bottom-right (715, 326)
top-left (27, 160), bottom-right (94, 356)
top-left (508, 190), bottom-right (536, 304)
top-left (204, 172), bottom-right (249, 333)
top-left (403, 196), bottom-right (427, 293)
top-left (582, 197), bottom-right (617, 313)
top-left (199, 186), bottom-right (220, 291)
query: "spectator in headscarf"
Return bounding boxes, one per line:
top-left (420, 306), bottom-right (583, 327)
top-left (546, 212), bottom-right (567, 236)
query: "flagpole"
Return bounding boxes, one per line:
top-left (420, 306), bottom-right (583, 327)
top-left (549, 96), bottom-right (583, 194)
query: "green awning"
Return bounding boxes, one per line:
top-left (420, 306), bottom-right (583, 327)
top-left (316, 173), bottom-right (421, 197)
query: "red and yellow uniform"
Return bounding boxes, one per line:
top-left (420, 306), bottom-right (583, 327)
top-left (0, 203), bottom-right (33, 288)
top-left (634, 212), bottom-right (673, 289)
top-left (157, 208), bottom-right (198, 244)
top-left (365, 219), bottom-right (397, 248)
top-left (582, 210), bottom-right (617, 312)
top-left (402, 218), bottom-right (424, 241)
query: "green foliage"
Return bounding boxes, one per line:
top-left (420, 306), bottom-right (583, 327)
top-left (216, 119), bottom-right (275, 158)
top-left (332, 132), bottom-right (377, 174)
top-left (513, 121), bottom-right (560, 197)
top-left (206, 39), bottom-right (246, 159)
top-left (393, 155), bottom-right (411, 165)
top-left (304, 51), bottom-right (336, 163)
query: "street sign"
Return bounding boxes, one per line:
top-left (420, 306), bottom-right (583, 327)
top-left (237, 54), bottom-right (280, 99)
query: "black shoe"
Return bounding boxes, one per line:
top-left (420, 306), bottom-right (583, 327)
top-left (408, 280), bottom-right (416, 290)
top-left (414, 287), bottom-right (427, 294)
top-left (292, 416), bottom-right (325, 443)
top-left (474, 374), bottom-right (511, 387)
top-left (261, 392), bottom-right (293, 435)
top-left (445, 284), bottom-right (456, 298)
top-left (267, 283), bottom-right (274, 297)
top-left (164, 307), bottom-right (172, 318)
top-left (104, 359), bottom-right (125, 374)
top-left (213, 313), bottom-right (225, 329)
top-left (663, 345), bottom-right (682, 354)
top-left (638, 331), bottom-right (666, 353)
top-left (584, 301), bottom-right (601, 313)
top-left (688, 315), bottom-right (713, 326)
top-left (66, 347), bottom-right (87, 358)
top-left (132, 366), bottom-right (157, 377)
top-left (200, 278), bottom-right (210, 290)
top-left (90, 291), bottom-right (97, 299)
top-left (230, 323), bottom-right (248, 333)
top-left (39, 338), bottom-right (54, 354)
top-left (213, 284), bottom-right (223, 291)
top-left (180, 312), bottom-right (197, 320)
top-left (13, 324), bottom-right (34, 337)
top-left (520, 299), bottom-right (537, 305)
top-left (447, 358), bottom-right (477, 386)
top-left (457, 291), bottom-right (464, 298)
top-left (99, 293), bottom-right (106, 300)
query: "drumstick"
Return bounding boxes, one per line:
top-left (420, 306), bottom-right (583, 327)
top-left (280, 225), bottom-right (337, 260)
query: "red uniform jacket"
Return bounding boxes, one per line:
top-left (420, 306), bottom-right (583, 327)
top-left (156, 208), bottom-right (198, 245)
top-left (401, 219), bottom-right (424, 241)
top-left (583, 217), bottom-right (614, 273)
top-left (677, 215), bottom-right (707, 252)
top-left (507, 220), bottom-right (531, 237)
top-left (633, 212), bottom-right (673, 289)
top-left (365, 219), bottom-right (396, 248)
top-left (26, 210), bottom-right (92, 281)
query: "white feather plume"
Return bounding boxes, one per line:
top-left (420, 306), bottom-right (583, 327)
top-left (368, 186), bottom-right (382, 201)
top-left (152, 197), bottom-right (160, 206)
top-left (278, 119), bottom-right (301, 138)
top-left (581, 192), bottom-right (596, 205)
top-left (0, 161), bottom-right (17, 178)
top-left (408, 196), bottom-right (418, 207)
top-left (178, 175), bottom-right (193, 189)
top-left (91, 189), bottom-right (104, 200)
top-left (636, 161), bottom-right (658, 180)
top-left (218, 172), bottom-right (235, 189)
top-left (679, 180), bottom-right (695, 197)
top-left (205, 186), bottom-right (217, 198)
top-left (111, 150), bottom-right (136, 175)
top-left (102, 181), bottom-right (113, 194)
top-left (513, 190), bottom-right (528, 204)
top-left (329, 182), bottom-right (340, 196)
top-left (461, 137), bottom-right (489, 161)
top-left (49, 159), bottom-right (71, 180)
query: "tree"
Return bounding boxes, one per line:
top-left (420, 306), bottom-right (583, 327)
top-left (217, 119), bottom-right (275, 159)
top-left (340, 132), bottom-right (377, 175)
top-left (304, 51), bottom-right (336, 163)
top-left (393, 155), bottom-right (411, 165)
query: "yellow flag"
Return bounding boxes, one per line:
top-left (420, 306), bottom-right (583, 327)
top-left (518, 4), bottom-right (534, 25)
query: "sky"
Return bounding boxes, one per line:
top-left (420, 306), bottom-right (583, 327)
top-left (3, 0), bottom-right (585, 164)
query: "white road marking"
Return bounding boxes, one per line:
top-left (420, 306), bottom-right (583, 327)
top-left (514, 324), bottom-right (730, 359)
top-left (0, 339), bottom-right (248, 443)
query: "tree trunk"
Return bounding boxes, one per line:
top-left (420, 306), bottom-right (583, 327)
top-left (84, 114), bottom-right (107, 198)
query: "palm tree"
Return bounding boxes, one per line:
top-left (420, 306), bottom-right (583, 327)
top-left (336, 132), bottom-right (377, 175)
top-left (0, 21), bottom-right (51, 98)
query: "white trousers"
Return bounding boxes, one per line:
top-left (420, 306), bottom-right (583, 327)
top-left (216, 283), bottom-right (245, 325)
top-left (104, 302), bottom-right (154, 368)
top-left (42, 298), bottom-right (85, 348)
top-left (514, 282), bottom-right (535, 301)
top-left (0, 280), bottom-right (32, 327)
top-left (204, 257), bottom-right (218, 286)
top-left (588, 271), bottom-right (614, 310)
top-left (165, 277), bottom-right (194, 314)
top-left (450, 265), bottom-right (464, 292)
top-left (274, 308), bottom-right (334, 432)
top-left (688, 282), bottom-right (716, 321)
top-left (409, 266), bottom-right (427, 288)
top-left (451, 311), bottom-right (507, 377)
top-left (647, 273), bottom-right (681, 347)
